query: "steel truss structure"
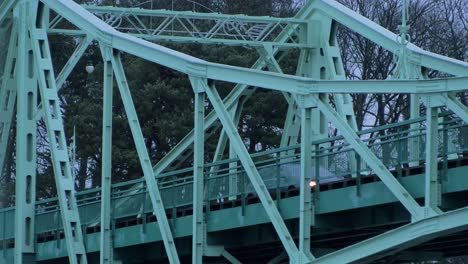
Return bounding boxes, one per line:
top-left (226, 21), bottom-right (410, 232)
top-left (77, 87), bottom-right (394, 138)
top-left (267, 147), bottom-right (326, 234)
top-left (0, 0), bottom-right (467, 263)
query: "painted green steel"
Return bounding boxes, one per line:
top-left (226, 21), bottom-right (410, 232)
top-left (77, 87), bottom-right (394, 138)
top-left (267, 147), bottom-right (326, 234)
top-left (1, 111), bottom-right (465, 257)
top-left (48, 5), bottom-right (309, 49)
top-left (99, 44), bottom-right (114, 264)
top-left (312, 94), bottom-right (428, 221)
top-left (423, 96), bottom-right (443, 214)
top-left (30, 2), bottom-right (88, 262)
top-left (312, 0), bottom-right (468, 76)
top-left (2, 165), bottom-right (468, 262)
top-left (444, 93), bottom-right (468, 124)
top-left (298, 103), bottom-right (314, 262)
top-left (205, 81), bottom-right (301, 262)
top-left (189, 77), bottom-right (206, 263)
top-left (39, 0), bottom-right (468, 95)
top-left (111, 52), bottom-right (180, 264)
top-left (2, 0), bottom-right (467, 263)
top-left (14, 2), bottom-right (37, 262)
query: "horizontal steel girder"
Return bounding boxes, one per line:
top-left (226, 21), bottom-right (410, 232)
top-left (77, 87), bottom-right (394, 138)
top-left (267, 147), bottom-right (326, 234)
top-left (40, 0), bottom-right (468, 96)
top-left (1, 165), bottom-right (468, 262)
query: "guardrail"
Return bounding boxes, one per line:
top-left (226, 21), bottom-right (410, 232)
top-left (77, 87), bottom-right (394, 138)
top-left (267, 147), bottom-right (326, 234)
top-left (0, 112), bottom-right (467, 245)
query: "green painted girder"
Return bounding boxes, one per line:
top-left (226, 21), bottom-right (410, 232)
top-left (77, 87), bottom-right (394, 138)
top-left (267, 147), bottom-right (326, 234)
top-left (29, 2), bottom-right (88, 262)
top-left (2, 165), bottom-right (468, 263)
top-left (40, 0), bottom-right (468, 96)
top-left (298, 105), bottom-right (314, 262)
top-left (48, 5), bottom-right (309, 49)
top-left (14, 2), bottom-right (37, 263)
top-left (189, 77), bottom-right (206, 263)
top-left (3, 0), bottom-right (467, 263)
top-left (99, 44), bottom-right (114, 264)
top-left (422, 96), bottom-right (443, 214)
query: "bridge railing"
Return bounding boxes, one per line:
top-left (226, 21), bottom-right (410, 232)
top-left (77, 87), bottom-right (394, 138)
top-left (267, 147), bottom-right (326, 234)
top-left (1, 113), bottom-right (467, 245)
top-left (48, 5), bottom-right (308, 49)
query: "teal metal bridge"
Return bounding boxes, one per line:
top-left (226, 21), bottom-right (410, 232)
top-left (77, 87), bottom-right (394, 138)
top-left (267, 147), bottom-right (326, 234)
top-left (0, 0), bottom-right (468, 263)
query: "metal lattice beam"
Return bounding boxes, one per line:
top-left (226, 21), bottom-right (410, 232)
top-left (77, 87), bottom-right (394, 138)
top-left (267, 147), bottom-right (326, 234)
top-left (30, 2), bottom-right (88, 263)
top-left (14, 2), bottom-right (37, 262)
top-left (48, 5), bottom-right (308, 49)
top-left (40, 0), bottom-right (468, 96)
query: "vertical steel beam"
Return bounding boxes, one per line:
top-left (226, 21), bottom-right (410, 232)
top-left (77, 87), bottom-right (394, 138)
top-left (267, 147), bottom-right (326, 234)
top-left (409, 95), bottom-right (421, 166)
top-left (14, 2), bottom-right (37, 263)
top-left (111, 52), bottom-right (180, 264)
top-left (204, 81), bottom-right (300, 262)
top-left (189, 77), bottom-right (206, 264)
top-left (297, 96), bottom-right (315, 262)
top-left (423, 96), bottom-right (442, 214)
top-left (30, 2), bottom-right (88, 263)
top-left (99, 44), bottom-right (114, 264)
top-left (311, 94), bottom-right (428, 221)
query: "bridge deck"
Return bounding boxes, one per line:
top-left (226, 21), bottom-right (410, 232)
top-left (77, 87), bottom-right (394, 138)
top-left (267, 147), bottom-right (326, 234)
top-left (1, 113), bottom-right (467, 262)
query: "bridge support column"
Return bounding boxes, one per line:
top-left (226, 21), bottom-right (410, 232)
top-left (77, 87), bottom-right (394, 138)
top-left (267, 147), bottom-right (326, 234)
top-left (99, 44), bottom-right (114, 264)
top-left (29, 2), bottom-right (89, 263)
top-left (14, 2), bottom-right (37, 263)
top-left (422, 95), bottom-right (443, 215)
top-left (189, 76), bottom-right (206, 264)
top-left (296, 95), bottom-right (315, 263)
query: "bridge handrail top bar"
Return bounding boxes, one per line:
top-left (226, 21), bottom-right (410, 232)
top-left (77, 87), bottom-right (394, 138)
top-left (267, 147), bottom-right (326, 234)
top-left (41, 0), bottom-right (467, 96)
top-left (82, 5), bottom-right (308, 24)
